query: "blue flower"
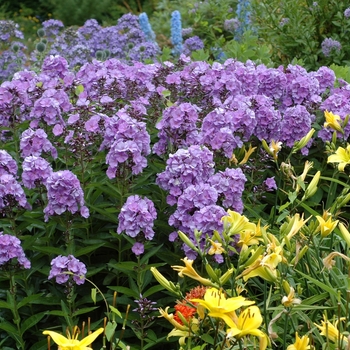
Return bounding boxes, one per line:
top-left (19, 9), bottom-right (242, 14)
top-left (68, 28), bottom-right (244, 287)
top-left (171, 10), bottom-right (183, 56)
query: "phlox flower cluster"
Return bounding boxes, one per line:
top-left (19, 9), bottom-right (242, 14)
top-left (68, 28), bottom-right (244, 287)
top-left (20, 128), bottom-right (57, 158)
top-left (0, 150), bottom-right (18, 175)
top-left (158, 146), bottom-right (245, 260)
top-left (41, 19), bottom-right (64, 42)
top-left (153, 102), bottom-right (201, 155)
top-left (0, 232), bottom-right (30, 269)
top-left (117, 195), bottom-right (157, 255)
top-left (102, 111), bottom-right (151, 178)
top-left (43, 170), bottom-right (89, 221)
top-left (21, 156), bottom-right (53, 189)
top-left (345, 8), bottom-right (350, 18)
top-left (48, 255), bottom-right (87, 285)
top-left (156, 145), bottom-right (215, 205)
top-left (0, 174), bottom-right (29, 210)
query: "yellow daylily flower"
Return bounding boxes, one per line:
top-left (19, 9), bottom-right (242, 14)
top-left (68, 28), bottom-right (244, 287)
top-left (239, 144), bottom-right (257, 165)
top-left (322, 251), bottom-right (350, 270)
top-left (316, 212), bottom-right (339, 237)
top-left (281, 287), bottom-right (301, 307)
top-left (190, 287), bottom-right (254, 318)
top-left (43, 327), bottom-right (104, 350)
top-left (269, 140), bottom-right (282, 160)
top-left (222, 210), bottom-right (256, 236)
top-left (287, 332), bottom-right (310, 350)
top-left (315, 316), bottom-right (348, 346)
top-left (171, 258), bottom-right (213, 286)
top-left (208, 239), bottom-right (225, 255)
top-left (222, 305), bottom-right (268, 350)
top-left (324, 110), bottom-right (343, 133)
top-left (284, 213), bottom-right (310, 241)
top-left (328, 144), bottom-right (350, 172)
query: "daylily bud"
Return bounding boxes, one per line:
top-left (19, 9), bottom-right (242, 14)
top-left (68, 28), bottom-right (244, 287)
top-left (205, 264), bottom-right (220, 284)
top-left (177, 231), bottom-right (198, 252)
top-left (301, 171), bottom-right (321, 201)
top-left (150, 267), bottom-right (182, 297)
top-left (338, 223), bottom-right (350, 247)
top-left (219, 267), bottom-right (235, 286)
top-left (292, 128), bottom-right (315, 153)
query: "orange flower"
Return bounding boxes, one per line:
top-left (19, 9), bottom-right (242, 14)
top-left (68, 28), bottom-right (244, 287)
top-left (174, 303), bottom-right (196, 325)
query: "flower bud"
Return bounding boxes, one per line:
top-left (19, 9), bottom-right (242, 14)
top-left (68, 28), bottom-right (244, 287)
top-left (36, 42), bottom-right (46, 53)
top-left (301, 171), bottom-right (321, 201)
top-left (292, 128), bottom-right (315, 153)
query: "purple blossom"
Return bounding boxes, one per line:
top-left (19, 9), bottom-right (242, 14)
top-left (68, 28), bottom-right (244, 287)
top-left (345, 8), bottom-right (350, 18)
top-left (280, 105), bottom-right (314, 152)
top-left (182, 36), bottom-right (204, 56)
top-left (43, 170), bottom-right (89, 221)
top-left (41, 19), bottom-right (64, 41)
top-left (224, 18), bottom-right (240, 32)
top-left (20, 128), bottom-right (57, 159)
top-left (153, 102), bottom-right (201, 155)
top-left (0, 232), bottom-right (30, 269)
top-left (0, 150), bottom-right (18, 176)
top-left (21, 156), bottom-right (53, 189)
top-left (156, 146), bottom-right (215, 205)
top-left (102, 112), bottom-right (150, 178)
top-left (41, 55), bottom-right (69, 79)
top-left (208, 168), bottom-right (246, 212)
top-left (264, 177), bottom-right (277, 191)
top-left (321, 38), bottom-right (341, 57)
top-left (117, 195), bottom-right (157, 240)
top-left (48, 255), bottom-right (87, 285)
top-left (132, 242), bottom-right (145, 256)
top-left (0, 174), bottom-right (29, 210)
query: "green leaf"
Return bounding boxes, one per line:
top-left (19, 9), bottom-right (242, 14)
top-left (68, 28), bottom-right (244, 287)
top-left (105, 321), bottom-right (118, 341)
top-left (109, 305), bottom-right (122, 318)
top-left (21, 312), bottom-right (46, 333)
top-left (296, 270), bottom-right (338, 297)
top-left (143, 284), bottom-right (166, 298)
top-left (75, 243), bottom-right (105, 257)
top-left (75, 84), bottom-right (84, 96)
top-left (91, 288), bottom-right (97, 304)
top-left (17, 294), bottom-right (44, 309)
top-left (72, 306), bottom-right (99, 317)
top-left (108, 286), bottom-right (139, 299)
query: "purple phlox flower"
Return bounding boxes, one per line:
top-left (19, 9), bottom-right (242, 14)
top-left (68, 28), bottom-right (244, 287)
top-left (43, 170), bottom-right (89, 221)
top-left (0, 232), bottom-right (30, 269)
top-left (22, 156), bottom-right (53, 189)
top-left (182, 27), bottom-right (193, 37)
top-left (256, 64), bottom-right (287, 100)
top-left (345, 8), bottom-right (350, 18)
top-left (117, 195), bottom-right (157, 240)
top-left (0, 150), bottom-right (18, 176)
top-left (30, 88), bottom-right (71, 126)
top-left (318, 88), bottom-right (350, 142)
top-left (153, 102), bottom-right (201, 155)
top-left (20, 128), bottom-right (57, 159)
top-left (280, 105), bottom-right (315, 154)
top-left (48, 255), bottom-right (87, 285)
top-left (264, 177), bottom-right (277, 191)
top-left (321, 38), bottom-right (341, 57)
top-left (85, 114), bottom-right (102, 133)
top-left (0, 173), bottom-right (29, 210)
top-left (132, 242), bottom-right (145, 256)
top-left (156, 145), bottom-right (215, 205)
top-left (41, 55), bottom-right (69, 79)
top-left (200, 107), bottom-right (244, 157)
top-left (102, 112), bottom-right (150, 178)
top-left (311, 66), bottom-right (336, 94)
top-left (208, 168), bottom-right (246, 212)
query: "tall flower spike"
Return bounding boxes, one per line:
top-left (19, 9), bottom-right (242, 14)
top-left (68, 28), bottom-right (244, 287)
top-left (170, 10), bottom-right (183, 56)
